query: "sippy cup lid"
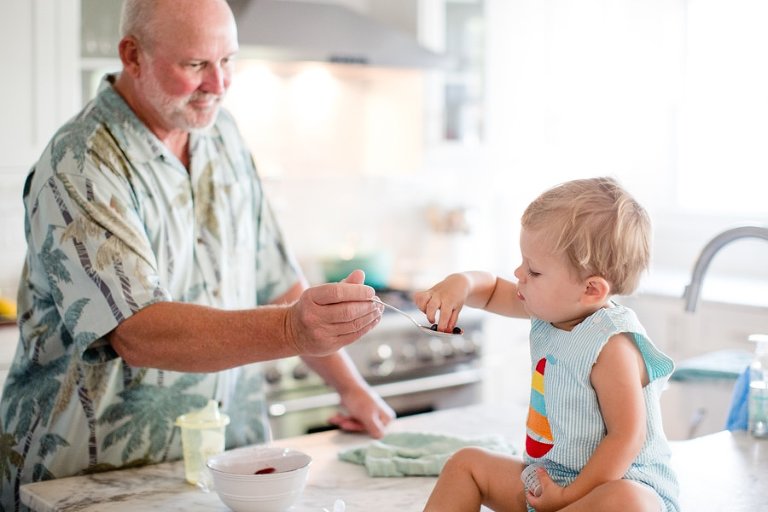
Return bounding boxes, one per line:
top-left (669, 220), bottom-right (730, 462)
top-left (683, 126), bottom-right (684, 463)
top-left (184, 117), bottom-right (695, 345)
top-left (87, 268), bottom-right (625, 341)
top-left (175, 400), bottom-right (231, 429)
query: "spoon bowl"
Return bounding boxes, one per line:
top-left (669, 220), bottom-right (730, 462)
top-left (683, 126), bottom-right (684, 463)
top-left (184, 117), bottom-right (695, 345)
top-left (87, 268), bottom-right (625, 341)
top-left (371, 297), bottom-right (462, 338)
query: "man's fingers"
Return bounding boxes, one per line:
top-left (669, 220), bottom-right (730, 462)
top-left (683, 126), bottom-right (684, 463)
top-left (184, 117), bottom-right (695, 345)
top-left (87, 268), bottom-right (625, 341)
top-left (341, 269), bottom-right (366, 285)
top-left (309, 281), bottom-right (375, 306)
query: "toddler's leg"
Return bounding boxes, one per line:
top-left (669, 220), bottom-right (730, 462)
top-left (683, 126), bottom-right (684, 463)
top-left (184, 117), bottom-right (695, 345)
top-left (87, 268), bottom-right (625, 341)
top-left (423, 447), bottom-right (528, 512)
top-left (560, 480), bottom-right (663, 512)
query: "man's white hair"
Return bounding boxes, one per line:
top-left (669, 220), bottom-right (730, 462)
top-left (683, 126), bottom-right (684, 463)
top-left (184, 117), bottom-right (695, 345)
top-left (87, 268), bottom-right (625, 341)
top-left (119, 0), bottom-right (158, 48)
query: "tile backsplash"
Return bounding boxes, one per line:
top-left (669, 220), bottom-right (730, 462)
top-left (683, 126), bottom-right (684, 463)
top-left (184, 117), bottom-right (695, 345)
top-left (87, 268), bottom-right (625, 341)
top-left (262, 172), bottom-right (498, 290)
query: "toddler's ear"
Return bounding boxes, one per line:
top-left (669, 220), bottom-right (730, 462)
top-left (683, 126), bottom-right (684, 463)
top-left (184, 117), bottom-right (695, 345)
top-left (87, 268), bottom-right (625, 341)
top-left (582, 276), bottom-right (610, 305)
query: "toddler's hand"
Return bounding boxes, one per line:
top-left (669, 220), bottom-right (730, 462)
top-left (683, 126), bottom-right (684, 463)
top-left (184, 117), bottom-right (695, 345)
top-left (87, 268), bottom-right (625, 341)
top-left (524, 467), bottom-right (568, 512)
top-left (521, 464), bottom-right (542, 497)
top-left (413, 274), bottom-right (471, 333)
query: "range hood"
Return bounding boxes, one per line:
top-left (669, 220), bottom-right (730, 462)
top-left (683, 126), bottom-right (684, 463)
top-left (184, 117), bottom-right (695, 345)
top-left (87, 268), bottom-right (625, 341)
top-left (227, 0), bottom-right (449, 68)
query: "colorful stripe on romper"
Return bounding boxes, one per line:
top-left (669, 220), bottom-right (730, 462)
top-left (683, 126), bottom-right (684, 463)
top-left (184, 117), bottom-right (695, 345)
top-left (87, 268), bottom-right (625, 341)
top-left (526, 357), bottom-right (554, 458)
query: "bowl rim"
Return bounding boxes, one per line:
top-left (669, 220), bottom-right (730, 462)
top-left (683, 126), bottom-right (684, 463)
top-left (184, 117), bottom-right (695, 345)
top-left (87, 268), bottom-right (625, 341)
top-left (207, 446), bottom-right (312, 476)
top-left (215, 489), bottom-right (305, 501)
top-left (209, 462), bottom-right (311, 478)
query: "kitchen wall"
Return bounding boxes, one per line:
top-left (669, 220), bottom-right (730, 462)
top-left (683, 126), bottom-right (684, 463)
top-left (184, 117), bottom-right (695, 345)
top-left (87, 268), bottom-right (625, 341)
top-left (221, 0), bottom-right (768, 295)
top-left (494, 0), bottom-right (768, 285)
top-left (222, 58), bottom-right (498, 289)
top-left (226, 63), bottom-right (426, 178)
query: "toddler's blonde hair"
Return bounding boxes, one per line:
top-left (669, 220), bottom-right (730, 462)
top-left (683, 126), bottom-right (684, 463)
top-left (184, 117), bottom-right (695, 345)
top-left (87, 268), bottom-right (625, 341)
top-left (521, 177), bottom-right (651, 296)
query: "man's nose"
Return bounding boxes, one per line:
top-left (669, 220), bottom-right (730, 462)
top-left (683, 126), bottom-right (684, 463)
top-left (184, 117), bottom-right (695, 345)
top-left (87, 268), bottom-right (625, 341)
top-left (202, 64), bottom-right (228, 95)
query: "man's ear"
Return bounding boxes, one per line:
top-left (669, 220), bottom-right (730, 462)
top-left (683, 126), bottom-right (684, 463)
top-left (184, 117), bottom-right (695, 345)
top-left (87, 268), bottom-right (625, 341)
top-left (582, 276), bottom-right (610, 305)
top-left (118, 36), bottom-right (142, 76)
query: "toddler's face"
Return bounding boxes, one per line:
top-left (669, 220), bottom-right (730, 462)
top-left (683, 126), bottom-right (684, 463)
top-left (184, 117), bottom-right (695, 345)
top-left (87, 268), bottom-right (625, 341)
top-left (514, 228), bottom-right (588, 330)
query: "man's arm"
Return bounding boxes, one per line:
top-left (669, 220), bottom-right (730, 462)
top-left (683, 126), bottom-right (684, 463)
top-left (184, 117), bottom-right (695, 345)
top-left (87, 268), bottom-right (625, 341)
top-left (276, 273), bottom-right (395, 438)
top-left (108, 273), bottom-right (381, 372)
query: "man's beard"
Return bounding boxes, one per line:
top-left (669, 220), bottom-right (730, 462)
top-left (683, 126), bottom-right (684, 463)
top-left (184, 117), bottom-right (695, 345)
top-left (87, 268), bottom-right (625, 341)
top-left (141, 66), bottom-right (223, 132)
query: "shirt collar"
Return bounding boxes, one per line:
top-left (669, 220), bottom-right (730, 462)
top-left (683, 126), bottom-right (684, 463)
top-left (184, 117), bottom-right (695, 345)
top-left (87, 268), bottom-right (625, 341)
top-left (94, 74), bottom-right (211, 170)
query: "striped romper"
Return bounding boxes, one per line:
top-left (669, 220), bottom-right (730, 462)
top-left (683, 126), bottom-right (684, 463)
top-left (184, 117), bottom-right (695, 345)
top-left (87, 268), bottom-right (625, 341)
top-left (523, 304), bottom-right (680, 512)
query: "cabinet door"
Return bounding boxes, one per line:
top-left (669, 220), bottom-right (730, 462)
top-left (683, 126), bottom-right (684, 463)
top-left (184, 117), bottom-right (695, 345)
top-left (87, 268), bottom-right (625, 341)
top-left (0, 0), bottom-right (79, 174)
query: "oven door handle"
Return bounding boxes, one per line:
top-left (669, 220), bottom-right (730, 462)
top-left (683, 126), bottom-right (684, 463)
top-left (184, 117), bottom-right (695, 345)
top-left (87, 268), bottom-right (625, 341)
top-left (267, 367), bottom-right (484, 417)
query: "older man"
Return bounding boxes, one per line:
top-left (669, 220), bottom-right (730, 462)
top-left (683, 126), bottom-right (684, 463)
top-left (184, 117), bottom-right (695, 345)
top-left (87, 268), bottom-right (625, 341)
top-left (0, 0), bottom-right (393, 509)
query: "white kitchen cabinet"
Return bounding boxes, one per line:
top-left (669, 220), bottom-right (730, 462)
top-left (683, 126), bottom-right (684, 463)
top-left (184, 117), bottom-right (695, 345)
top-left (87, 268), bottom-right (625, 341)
top-left (0, 1), bottom-right (80, 301)
top-left (80, 0), bottom-right (122, 103)
top-left (369, 0), bottom-right (488, 173)
top-left (369, 0), bottom-right (486, 147)
top-left (0, 0), bottom-right (80, 175)
top-left (422, 0), bottom-right (485, 146)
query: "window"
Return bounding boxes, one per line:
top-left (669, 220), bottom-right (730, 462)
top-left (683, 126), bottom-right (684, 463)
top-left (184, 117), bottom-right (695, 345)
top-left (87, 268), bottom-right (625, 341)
top-left (677, 0), bottom-right (768, 215)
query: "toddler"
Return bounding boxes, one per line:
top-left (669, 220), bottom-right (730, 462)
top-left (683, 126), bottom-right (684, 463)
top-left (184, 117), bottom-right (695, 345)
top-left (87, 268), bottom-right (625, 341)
top-left (416, 177), bottom-right (679, 512)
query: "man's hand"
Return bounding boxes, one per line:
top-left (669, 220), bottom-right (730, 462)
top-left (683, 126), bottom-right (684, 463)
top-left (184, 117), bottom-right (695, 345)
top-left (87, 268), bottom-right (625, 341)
top-left (328, 384), bottom-right (396, 438)
top-left (287, 270), bottom-right (383, 356)
top-left (290, 269), bottom-right (393, 438)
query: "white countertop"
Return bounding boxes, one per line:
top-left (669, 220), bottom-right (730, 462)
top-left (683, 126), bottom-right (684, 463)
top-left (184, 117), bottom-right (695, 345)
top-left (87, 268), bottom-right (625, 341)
top-left (635, 269), bottom-right (768, 311)
top-left (21, 403), bottom-right (768, 511)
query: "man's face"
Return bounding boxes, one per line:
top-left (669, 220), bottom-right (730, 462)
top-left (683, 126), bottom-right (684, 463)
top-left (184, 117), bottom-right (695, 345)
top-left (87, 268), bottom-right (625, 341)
top-left (135, 11), bottom-right (238, 133)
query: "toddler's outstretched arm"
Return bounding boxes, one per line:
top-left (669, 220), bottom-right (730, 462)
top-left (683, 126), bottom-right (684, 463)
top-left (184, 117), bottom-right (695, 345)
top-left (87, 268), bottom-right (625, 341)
top-left (414, 271), bottom-right (527, 333)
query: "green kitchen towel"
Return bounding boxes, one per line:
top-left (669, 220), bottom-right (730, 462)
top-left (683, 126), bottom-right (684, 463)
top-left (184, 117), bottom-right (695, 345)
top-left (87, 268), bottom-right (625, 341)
top-left (338, 431), bottom-right (516, 477)
top-left (671, 349), bottom-right (753, 381)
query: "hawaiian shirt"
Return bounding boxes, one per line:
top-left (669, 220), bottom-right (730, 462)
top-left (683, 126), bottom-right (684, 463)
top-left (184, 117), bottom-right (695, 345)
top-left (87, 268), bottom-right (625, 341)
top-left (0, 75), bottom-right (300, 510)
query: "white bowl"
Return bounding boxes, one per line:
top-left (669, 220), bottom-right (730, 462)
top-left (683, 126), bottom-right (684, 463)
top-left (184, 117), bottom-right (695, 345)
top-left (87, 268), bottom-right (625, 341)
top-left (207, 446), bottom-right (311, 512)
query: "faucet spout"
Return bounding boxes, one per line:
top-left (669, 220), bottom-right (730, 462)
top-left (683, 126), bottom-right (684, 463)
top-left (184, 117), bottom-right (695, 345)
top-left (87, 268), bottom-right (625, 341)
top-left (683, 225), bottom-right (768, 312)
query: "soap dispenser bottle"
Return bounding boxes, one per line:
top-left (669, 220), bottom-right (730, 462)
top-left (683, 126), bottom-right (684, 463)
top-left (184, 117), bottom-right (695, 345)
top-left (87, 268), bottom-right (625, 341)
top-left (748, 334), bottom-right (768, 438)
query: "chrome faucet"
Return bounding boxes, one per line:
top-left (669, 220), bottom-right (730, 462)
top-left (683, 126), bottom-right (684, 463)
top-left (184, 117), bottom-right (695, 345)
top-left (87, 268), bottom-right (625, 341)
top-left (683, 225), bottom-right (768, 312)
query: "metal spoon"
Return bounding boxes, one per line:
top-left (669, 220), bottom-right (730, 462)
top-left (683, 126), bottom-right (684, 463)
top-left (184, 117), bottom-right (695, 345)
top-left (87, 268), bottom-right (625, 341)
top-left (371, 297), bottom-right (462, 337)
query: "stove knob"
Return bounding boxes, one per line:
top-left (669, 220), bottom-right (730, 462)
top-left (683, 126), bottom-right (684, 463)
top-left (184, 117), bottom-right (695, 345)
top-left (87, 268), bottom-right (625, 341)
top-left (416, 345), bottom-right (433, 362)
top-left (417, 339), bottom-right (442, 362)
top-left (264, 365), bottom-right (282, 385)
top-left (292, 362), bottom-right (311, 380)
top-left (371, 359), bottom-right (395, 377)
top-left (461, 337), bottom-right (479, 355)
top-left (398, 343), bottom-right (416, 363)
top-left (374, 344), bottom-right (393, 362)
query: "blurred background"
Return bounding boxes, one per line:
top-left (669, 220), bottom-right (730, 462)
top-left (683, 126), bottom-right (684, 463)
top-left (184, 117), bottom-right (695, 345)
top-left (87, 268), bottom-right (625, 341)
top-left (2, 0), bottom-right (768, 440)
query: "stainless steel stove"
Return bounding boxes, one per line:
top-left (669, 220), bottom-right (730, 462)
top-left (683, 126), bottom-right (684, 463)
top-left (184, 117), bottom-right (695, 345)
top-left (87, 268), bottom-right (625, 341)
top-left (264, 290), bottom-right (485, 439)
